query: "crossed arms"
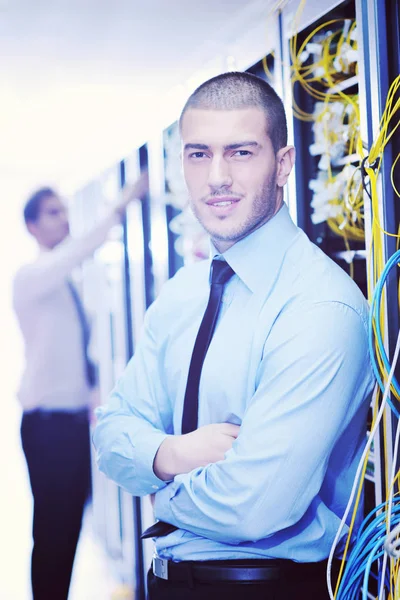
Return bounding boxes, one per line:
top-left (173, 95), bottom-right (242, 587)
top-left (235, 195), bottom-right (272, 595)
top-left (93, 298), bottom-right (372, 544)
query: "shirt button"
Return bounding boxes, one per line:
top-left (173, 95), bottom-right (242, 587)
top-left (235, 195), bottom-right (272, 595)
top-left (152, 485), bottom-right (159, 490)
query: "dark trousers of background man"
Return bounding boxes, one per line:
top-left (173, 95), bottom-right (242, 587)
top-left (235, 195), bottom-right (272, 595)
top-left (147, 559), bottom-right (340, 600)
top-left (21, 409), bottom-right (91, 600)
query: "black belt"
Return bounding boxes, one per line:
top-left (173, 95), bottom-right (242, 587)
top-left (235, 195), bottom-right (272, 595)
top-left (152, 556), bottom-right (331, 583)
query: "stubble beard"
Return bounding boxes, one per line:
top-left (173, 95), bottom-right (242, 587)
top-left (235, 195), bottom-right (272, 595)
top-left (190, 173), bottom-right (278, 246)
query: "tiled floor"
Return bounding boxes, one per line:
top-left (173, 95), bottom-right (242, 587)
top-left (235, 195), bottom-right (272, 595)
top-left (0, 402), bottom-right (124, 600)
top-left (69, 512), bottom-right (126, 600)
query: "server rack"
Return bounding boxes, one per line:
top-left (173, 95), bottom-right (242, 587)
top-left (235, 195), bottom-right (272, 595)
top-left (279, 1), bottom-right (399, 596)
top-left (163, 123), bottom-right (185, 278)
top-left (119, 155), bottom-right (146, 600)
top-left (71, 162), bottom-right (147, 596)
top-left (71, 171), bottom-right (121, 567)
top-left (244, 4), bottom-right (383, 523)
top-left (72, 138), bottom-right (184, 598)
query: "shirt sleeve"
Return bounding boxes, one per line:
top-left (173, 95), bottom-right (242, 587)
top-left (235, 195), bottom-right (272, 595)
top-left (93, 298), bottom-right (174, 496)
top-left (154, 301), bottom-right (374, 544)
top-left (13, 211), bottom-right (119, 302)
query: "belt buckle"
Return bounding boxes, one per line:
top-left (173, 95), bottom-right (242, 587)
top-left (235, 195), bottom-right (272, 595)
top-left (153, 556), bottom-right (169, 580)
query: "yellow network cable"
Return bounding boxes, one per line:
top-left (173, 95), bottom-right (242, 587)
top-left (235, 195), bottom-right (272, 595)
top-left (385, 469), bottom-right (400, 597)
top-left (391, 153), bottom-right (400, 199)
top-left (289, 10), bottom-right (399, 392)
top-left (290, 16), bottom-right (365, 248)
top-left (262, 53), bottom-right (275, 82)
top-left (333, 389), bottom-right (381, 598)
top-left (362, 91), bottom-right (399, 600)
top-left (287, 17), bottom-right (400, 599)
top-left (285, 6), bottom-right (400, 598)
top-left (365, 75), bottom-right (400, 406)
top-left (290, 21), bottom-right (359, 110)
top-left (369, 76), bottom-right (400, 167)
top-left (262, 0), bottom-right (295, 81)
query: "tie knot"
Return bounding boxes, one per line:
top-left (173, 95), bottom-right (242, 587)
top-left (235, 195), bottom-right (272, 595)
top-left (210, 259), bottom-right (235, 286)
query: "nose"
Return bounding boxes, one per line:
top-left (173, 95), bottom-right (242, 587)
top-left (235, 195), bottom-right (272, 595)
top-left (207, 156), bottom-right (233, 192)
top-left (60, 210), bottom-right (69, 231)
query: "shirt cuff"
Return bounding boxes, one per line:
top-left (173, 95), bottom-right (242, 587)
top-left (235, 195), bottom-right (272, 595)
top-left (154, 478), bottom-right (179, 523)
top-left (133, 430), bottom-right (171, 492)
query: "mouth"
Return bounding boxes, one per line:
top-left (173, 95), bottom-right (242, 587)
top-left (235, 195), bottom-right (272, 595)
top-left (206, 196), bottom-right (241, 206)
top-left (205, 197), bottom-right (241, 215)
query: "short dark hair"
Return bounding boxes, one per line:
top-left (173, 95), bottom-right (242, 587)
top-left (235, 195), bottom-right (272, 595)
top-left (179, 71), bottom-right (287, 154)
top-left (23, 187), bottom-right (57, 225)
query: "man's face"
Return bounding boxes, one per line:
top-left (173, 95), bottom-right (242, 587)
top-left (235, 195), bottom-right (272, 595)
top-left (28, 195), bottom-right (70, 249)
top-left (181, 107), bottom-right (287, 252)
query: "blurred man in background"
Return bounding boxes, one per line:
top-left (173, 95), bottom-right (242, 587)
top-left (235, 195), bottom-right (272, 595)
top-left (13, 173), bottom-right (147, 600)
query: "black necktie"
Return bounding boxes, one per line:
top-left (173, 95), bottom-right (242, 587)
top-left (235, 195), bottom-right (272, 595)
top-left (181, 259), bottom-right (235, 434)
top-left (67, 280), bottom-right (98, 388)
top-left (141, 259), bottom-right (235, 540)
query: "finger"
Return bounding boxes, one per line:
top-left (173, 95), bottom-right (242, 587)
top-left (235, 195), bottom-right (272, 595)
top-left (219, 423), bottom-right (241, 437)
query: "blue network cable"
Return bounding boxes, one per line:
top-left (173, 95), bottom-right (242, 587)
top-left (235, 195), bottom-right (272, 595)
top-left (328, 250), bottom-right (400, 600)
top-left (368, 248), bottom-right (400, 417)
top-left (335, 499), bottom-right (400, 599)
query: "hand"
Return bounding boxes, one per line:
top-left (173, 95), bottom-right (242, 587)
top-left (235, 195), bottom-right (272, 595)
top-left (154, 423), bottom-right (240, 481)
top-left (115, 171), bottom-right (149, 217)
top-left (89, 386), bottom-right (101, 425)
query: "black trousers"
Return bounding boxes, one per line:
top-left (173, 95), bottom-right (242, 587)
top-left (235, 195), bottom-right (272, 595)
top-left (21, 409), bottom-right (91, 600)
top-left (147, 559), bottom-right (339, 600)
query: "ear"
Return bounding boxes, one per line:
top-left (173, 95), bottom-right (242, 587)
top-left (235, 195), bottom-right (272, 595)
top-left (26, 221), bottom-right (38, 238)
top-left (276, 146), bottom-right (295, 187)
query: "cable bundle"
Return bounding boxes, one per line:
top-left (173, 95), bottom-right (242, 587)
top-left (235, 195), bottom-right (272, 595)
top-left (327, 318), bottom-right (400, 599)
top-left (327, 250), bottom-right (400, 599)
top-left (386, 521), bottom-right (400, 560)
top-left (290, 18), bottom-right (359, 123)
top-left (335, 499), bottom-right (400, 600)
top-left (363, 75), bottom-right (400, 296)
top-left (290, 15), bottom-right (365, 257)
top-left (369, 249), bottom-right (400, 414)
top-left (284, 5), bottom-right (400, 599)
top-left (365, 76), bottom-right (400, 413)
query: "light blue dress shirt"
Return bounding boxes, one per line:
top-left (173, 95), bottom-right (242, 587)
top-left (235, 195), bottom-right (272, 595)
top-left (94, 203), bottom-right (374, 563)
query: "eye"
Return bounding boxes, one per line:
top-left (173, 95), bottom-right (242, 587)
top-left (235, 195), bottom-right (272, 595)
top-left (189, 151), bottom-right (207, 159)
top-left (233, 150), bottom-right (252, 157)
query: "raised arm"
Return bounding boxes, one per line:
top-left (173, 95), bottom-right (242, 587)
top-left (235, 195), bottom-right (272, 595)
top-left (14, 173), bottom-right (148, 302)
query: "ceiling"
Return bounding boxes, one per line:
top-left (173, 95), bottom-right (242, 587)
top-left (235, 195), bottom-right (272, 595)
top-left (0, 0), bottom-right (273, 191)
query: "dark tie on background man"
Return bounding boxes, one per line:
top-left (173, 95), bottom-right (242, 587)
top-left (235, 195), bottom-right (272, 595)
top-left (67, 279), bottom-right (98, 388)
top-left (141, 258), bottom-right (235, 539)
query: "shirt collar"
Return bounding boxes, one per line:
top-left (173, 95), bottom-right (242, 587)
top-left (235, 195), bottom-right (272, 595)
top-left (209, 203), bottom-right (300, 294)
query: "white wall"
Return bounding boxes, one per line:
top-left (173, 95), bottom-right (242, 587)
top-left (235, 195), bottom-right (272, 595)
top-left (0, 175), bottom-right (39, 599)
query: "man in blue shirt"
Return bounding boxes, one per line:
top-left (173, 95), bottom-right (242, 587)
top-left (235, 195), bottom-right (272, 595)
top-left (93, 72), bottom-right (374, 599)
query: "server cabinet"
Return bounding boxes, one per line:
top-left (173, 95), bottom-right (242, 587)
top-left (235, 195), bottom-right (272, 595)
top-left (163, 122), bottom-right (185, 277)
top-left (280, 0), bottom-right (399, 596)
top-left (280, 0), bottom-right (370, 495)
top-left (163, 121), bottom-right (210, 265)
top-left (71, 164), bottom-right (143, 593)
top-left (120, 151), bottom-right (150, 600)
